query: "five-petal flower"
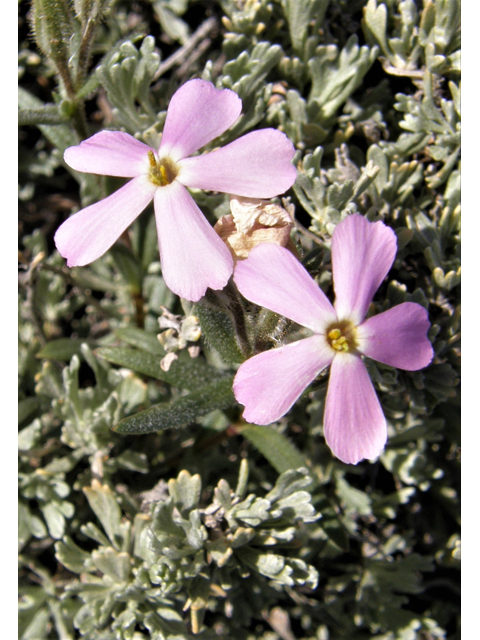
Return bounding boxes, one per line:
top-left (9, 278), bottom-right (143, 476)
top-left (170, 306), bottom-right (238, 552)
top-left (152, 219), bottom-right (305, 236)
top-left (54, 79), bottom-right (297, 301)
top-left (232, 214), bottom-right (434, 465)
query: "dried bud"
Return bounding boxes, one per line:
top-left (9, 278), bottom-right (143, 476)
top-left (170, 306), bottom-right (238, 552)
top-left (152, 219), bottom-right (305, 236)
top-left (160, 352), bottom-right (178, 372)
top-left (214, 196), bottom-right (297, 262)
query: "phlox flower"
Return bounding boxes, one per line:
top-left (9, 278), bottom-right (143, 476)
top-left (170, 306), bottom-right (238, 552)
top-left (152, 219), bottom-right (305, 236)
top-left (233, 214), bottom-right (433, 465)
top-left (54, 79), bottom-right (297, 301)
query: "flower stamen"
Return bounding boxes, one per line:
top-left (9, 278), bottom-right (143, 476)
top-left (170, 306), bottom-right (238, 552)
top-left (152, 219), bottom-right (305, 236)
top-left (326, 320), bottom-right (358, 353)
top-left (148, 151), bottom-right (178, 187)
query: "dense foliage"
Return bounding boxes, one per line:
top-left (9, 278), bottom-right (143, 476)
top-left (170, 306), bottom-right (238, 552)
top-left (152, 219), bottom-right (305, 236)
top-left (19, 1), bottom-right (460, 638)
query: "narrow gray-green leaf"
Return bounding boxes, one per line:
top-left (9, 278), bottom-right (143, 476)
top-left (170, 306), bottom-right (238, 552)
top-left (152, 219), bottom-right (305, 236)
top-left (241, 424), bottom-right (308, 474)
top-left (37, 338), bottom-right (95, 362)
top-left (109, 244), bottom-right (143, 294)
top-left (114, 327), bottom-right (164, 355)
top-left (18, 105), bottom-right (69, 126)
top-left (95, 346), bottom-right (225, 389)
top-left (113, 377), bottom-right (235, 434)
top-left (195, 300), bottom-right (245, 364)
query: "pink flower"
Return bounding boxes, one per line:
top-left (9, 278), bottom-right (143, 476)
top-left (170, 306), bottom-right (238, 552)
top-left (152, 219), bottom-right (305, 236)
top-left (54, 79), bottom-right (297, 302)
top-left (233, 214), bottom-right (433, 465)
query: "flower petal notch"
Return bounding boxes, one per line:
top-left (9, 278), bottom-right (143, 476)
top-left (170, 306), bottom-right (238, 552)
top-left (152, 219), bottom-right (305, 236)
top-left (55, 79), bottom-right (297, 302)
top-left (233, 214), bottom-right (434, 465)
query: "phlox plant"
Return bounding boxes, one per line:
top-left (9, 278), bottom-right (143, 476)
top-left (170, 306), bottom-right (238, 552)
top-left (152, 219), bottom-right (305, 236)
top-left (18, 1), bottom-right (460, 638)
top-left (56, 83), bottom-right (433, 465)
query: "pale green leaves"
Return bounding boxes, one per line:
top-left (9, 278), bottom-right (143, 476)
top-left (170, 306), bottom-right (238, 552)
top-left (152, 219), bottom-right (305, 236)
top-left (152, 0), bottom-right (191, 45)
top-left (363, 0), bottom-right (460, 76)
top-left (53, 467), bottom-right (320, 636)
top-left (394, 73), bottom-right (460, 189)
top-left (97, 36), bottom-right (162, 133)
top-left (294, 144), bottom-right (380, 236)
top-left (309, 37), bottom-right (379, 122)
top-left (281, 0), bottom-right (328, 56)
top-left (146, 467), bottom-right (320, 588)
top-left (19, 468), bottom-right (74, 541)
top-left (274, 37), bottom-right (378, 143)
top-left (218, 42), bottom-right (284, 138)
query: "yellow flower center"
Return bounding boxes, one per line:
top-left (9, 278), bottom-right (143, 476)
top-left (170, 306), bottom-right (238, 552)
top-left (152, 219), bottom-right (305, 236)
top-left (326, 320), bottom-right (358, 353)
top-left (148, 151), bottom-right (178, 187)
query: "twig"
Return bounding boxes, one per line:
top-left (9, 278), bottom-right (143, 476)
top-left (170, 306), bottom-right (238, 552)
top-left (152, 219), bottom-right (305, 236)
top-left (152, 17), bottom-right (218, 81)
top-left (379, 57), bottom-right (424, 79)
top-left (177, 37), bottom-right (213, 77)
top-left (294, 219), bottom-right (325, 246)
top-left (19, 253), bottom-right (48, 347)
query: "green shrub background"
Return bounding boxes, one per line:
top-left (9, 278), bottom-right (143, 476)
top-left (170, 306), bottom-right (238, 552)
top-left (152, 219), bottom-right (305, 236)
top-left (19, 1), bottom-right (460, 638)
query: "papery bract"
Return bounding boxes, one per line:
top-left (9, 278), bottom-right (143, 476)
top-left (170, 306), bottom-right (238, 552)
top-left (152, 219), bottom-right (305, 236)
top-left (233, 214), bottom-right (433, 465)
top-left (55, 79), bottom-right (297, 301)
top-left (214, 196), bottom-right (297, 262)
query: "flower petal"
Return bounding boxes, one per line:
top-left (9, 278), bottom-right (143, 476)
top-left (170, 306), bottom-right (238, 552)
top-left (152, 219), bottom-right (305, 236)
top-left (158, 79), bottom-right (242, 161)
top-left (233, 244), bottom-right (336, 333)
top-left (154, 181), bottom-right (233, 301)
top-left (332, 214), bottom-right (397, 324)
top-left (64, 131), bottom-right (153, 177)
top-left (178, 129), bottom-right (297, 198)
top-left (324, 353), bottom-right (387, 464)
top-left (234, 335), bottom-right (333, 425)
top-left (55, 176), bottom-right (156, 267)
top-left (357, 302), bottom-right (433, 370)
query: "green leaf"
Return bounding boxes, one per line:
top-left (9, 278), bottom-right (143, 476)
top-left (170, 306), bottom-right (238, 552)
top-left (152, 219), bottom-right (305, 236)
top-left (115, 450), bottom-right (149, 473)
top-left (131, 208), bottom-right (160, 271)
top-left (231, 496), bottom-right (271, 526)
top-left (114, 327), bottom-right (164, 355)
top-left (152, 0), bottom-right (190, 44)
top-left (96, 36), bottom-right (160, 133)
top-left (40, 502), bottom-right (67, 539)
top-left (18, 87), bottom-right (98, 201)
top-left (19, 501), bottom-right (47, 545)
top-left (241, 424), bottom-right (308, 474)
top-left (235, 546), bottom-right (318, 587)
top-left (83, 480), bottom-right (123, 548)
top-left (265, 467), bottom-right (313, 502)
top-left (363, 0), bottom-right (389, 55)
top-left (281, 0), bottom-right (328, 55)
top-left (95, 346), bottom-right (225, 389)
top-left (91, 547), bottom-right (132, 583)
top-left (37, 338), bottom-right (95, 362)
top-left (168, 470), bottom-right (202, 514)
top-left (309, 36), bottom-right (378, 121)
top-left (113, 376), bottom-right (235, 434)
top-left (109, 243), bottom-right (143, 294)
top-left (55, 535), bottom-right (91, 573)
top-left (18, 105), bottom-right (69, 126)
top-left (195, 300), bottom-right (245, 364)
top-left (335, 475), bottom-right (372, 516)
